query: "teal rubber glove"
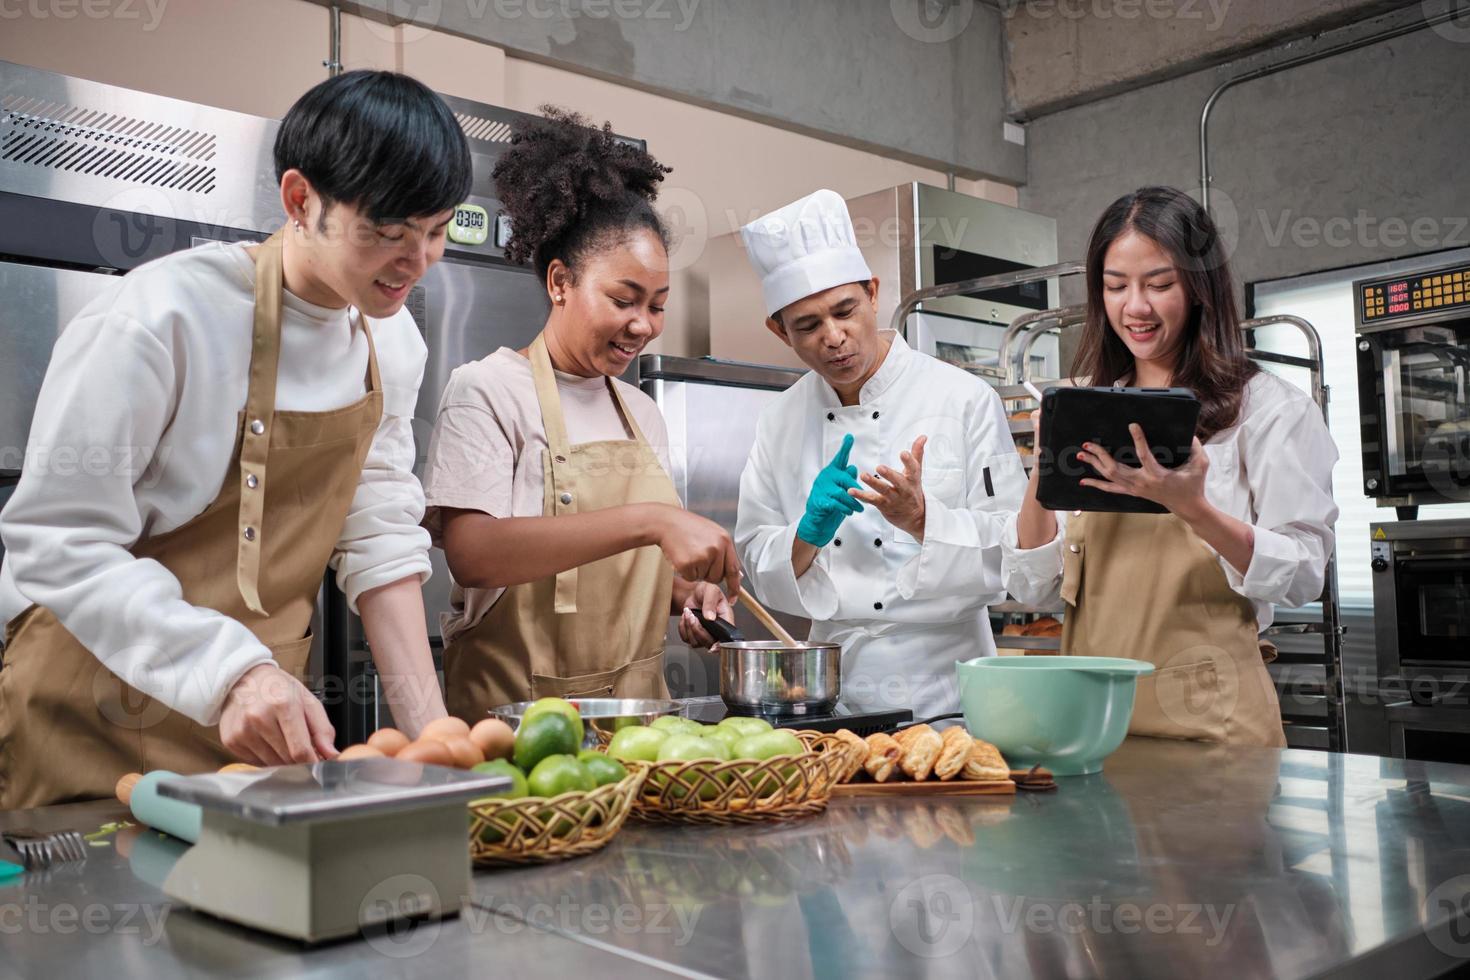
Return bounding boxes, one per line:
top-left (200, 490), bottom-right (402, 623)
top-left (797, 433), bottom-right (864, 547)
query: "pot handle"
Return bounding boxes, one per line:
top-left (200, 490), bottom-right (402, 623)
top-left (693, 611), bottom-right (745, 645)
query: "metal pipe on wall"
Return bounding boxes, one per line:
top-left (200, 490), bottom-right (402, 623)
top-left (324, 4), bottom-right (343, 76)
top-left (1199, 6), bottom-right (1464, 212)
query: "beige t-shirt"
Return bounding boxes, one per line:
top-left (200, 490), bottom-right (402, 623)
top-left (422, 346), bottom-right (673, 643)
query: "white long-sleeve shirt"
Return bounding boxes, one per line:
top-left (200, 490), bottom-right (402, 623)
top-left (1002, 370), bottom-right (1340, 628)
top-left (735, 331), bottom-right (1027, 632)
top-left (0, 242), bottom-right (432, 726)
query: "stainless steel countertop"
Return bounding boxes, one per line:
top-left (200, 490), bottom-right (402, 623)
top-left (7, 738), bottom-right (1470, 978)
top-left (472, 738), bottom-right (1470, 979)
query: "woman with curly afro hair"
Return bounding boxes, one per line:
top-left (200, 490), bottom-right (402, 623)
top-left (421, 107), bottom-right (739, 719)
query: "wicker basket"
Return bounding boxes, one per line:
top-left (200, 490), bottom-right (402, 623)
top-left (468, 766), bottom-right (646, 867)
top-left (621, 730), bottom-right (846, 825)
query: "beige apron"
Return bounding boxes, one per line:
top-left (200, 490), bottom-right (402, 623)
top-left (0, 230), bottom-right (384, 808)
top-left (443, 333), bottom-right (680, 722)
top-left (1059, 510), bottom-right (1286, 747)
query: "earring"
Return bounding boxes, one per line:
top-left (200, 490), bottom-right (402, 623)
top-left (294, 218), bottom-right (302, 232)
top-left (554, 293), bottom-right (563, 303)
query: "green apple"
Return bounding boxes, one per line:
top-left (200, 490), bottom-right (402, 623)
top-left (732, 730), bottom-right (805, 761)
top-left (650, 715), bottom-right (703, 736)
top-left (607, 725), bottom-right (668, 763)
top-left (717, 716), bottom-right (774, 738)
top-left (704, 726), bottom-right (743, 753)
top-left (656, 734), bottom-right (730, 800)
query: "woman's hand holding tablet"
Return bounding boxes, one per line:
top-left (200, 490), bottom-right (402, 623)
top-left (1035, 386), bottom-right (1201, 514)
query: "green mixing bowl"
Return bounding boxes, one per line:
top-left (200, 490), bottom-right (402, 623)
top-left (955, 656), bottom-right (1154, 775)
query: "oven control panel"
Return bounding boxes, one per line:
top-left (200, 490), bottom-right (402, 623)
top-left (1359, 263), bottom-right (1470, 325)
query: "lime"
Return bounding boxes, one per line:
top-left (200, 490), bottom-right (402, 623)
top-left (468, 759), bottom-right (528, 844)
top-left (471, 759), bottom-right (529, 798)
top-left (514, 712), bottom-right (580, 773)
top-left (521, 697), bottom-right (585, 744)
top-left (577, 751), bottom-right (629, 787)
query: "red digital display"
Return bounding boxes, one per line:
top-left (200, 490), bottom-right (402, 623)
top-left (1360, 265), bottom-right (1470, 322)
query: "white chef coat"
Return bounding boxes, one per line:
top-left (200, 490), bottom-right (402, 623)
top-left (736, 331), bottom-right (1027, 718)
top-left (0, 241), bottom-right (432, 726)
top-left (1002, 370), bottom-right (1340, 628)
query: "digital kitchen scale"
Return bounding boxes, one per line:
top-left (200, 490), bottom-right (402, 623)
top-left (157, 758), bottom-right (509, 942)
top-left (682, 695), bottom-right (912, 736)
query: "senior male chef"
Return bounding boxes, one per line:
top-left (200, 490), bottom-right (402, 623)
top-left (732, 189), bottom-right (1026, 718)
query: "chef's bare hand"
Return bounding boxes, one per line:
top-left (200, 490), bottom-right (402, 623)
top-left (678, 581), bottom-right (736, 648)
top-left (849, 435), bottom-right (928, 540)
top-left (220, 662), bottom-right (340, 766)
top-left (654, 506), bottom-right (742, 596)
top-left (1077, 424), bottom-right (1210, 517)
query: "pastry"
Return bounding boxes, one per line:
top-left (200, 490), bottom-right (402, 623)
top-left (831, 729), bottom-right (869, 783)
top-left (894, 724), bottom-right (942, 781)
top-left (863, 732), bottom-right (902, 782)
top-left (933, 726), bottom-right (972, 781)
top-left (962, 737), bottom-right (1011, 782)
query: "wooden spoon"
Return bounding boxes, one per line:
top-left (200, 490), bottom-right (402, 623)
top-left (737, 586), bottom-right (800, 646)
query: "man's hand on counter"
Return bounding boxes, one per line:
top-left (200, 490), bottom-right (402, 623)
top-left (219, 662), bottom-right (340, 766)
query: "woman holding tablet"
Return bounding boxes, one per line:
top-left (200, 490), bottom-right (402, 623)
top-left (1004, 186), bottom-right (1338, 746)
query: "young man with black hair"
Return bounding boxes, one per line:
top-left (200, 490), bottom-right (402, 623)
top-left (0, 70), bottom-right (467, 807)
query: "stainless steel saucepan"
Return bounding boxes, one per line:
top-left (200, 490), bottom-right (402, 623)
top-left (697, 589), bottom-right (840, 716)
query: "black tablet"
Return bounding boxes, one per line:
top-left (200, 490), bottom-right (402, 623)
top-left (1036, 386), bottom-right (1201, 514)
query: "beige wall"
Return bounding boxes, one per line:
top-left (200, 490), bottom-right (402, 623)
top-left (0, 0), bottom-right (1019, 358)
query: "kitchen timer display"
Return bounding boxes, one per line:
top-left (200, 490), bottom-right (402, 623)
top-left (448, 203), bottom-right (489, 246)
top-left (1360, 264), bottom-right (1470, 323)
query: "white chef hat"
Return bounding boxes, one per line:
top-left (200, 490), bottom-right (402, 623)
top-left (740, 189), bottom-right (873, 318)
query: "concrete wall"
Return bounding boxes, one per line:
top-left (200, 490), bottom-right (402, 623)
top-left (1018, 10), bottom-right (1470, 313)
top-left (1000, 0), bottom-right (1415, 117)
top-left (0, 0), bottom-right (1019, 358)
top-left (321, 0), bottom-right (1025, 182)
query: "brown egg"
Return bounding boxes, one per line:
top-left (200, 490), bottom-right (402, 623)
top-left (398, 739), bottom-right (455, 767)
top-left (442, 735), bottom-right (484, 769)
top-left (469, 718), bottom-right (516, 761)
top-left (339, 744), bottom-right (385, 761)
top-left (218, 762), bottom-right (259, 773)
top-left (419, 717), bottom-right (472, 743)
top-left (366, 728), bottom-right (411, 757)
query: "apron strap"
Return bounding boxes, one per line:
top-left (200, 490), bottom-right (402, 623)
top-left (528, 334), bottom-right (581, 613)
top-left (605, 377), bottom-right (649, 445)
top-left (236, 230), bottom-right (288, 616)
top-left (360, 309), bottom-right (381, 394)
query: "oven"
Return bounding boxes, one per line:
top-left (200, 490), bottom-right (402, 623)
top-left (1356, 259), bottom-right (1470, 510)
top-left (1370, 518), bottom-right (1470, 760)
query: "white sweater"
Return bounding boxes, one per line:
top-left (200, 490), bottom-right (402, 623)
top-left (0, 242), bottom-right (432, 726)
